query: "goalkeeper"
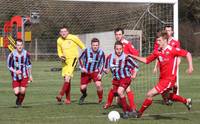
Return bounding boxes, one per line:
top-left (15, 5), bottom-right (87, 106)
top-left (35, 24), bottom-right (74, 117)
top-left (56, 26), bottom-right (85, 104)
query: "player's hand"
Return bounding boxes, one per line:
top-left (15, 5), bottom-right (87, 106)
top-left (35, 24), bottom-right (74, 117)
top-left (186, 67), bottom-right (193, 75)
top-left (103, 68), bottom-right (110, 74)
top-left (28, 76), bottom-right (33, 83)
top-left (81, 68), bottom-right (87, 73)
top-left (60, 56), bottom-right (66, 63)
top-left (153, 67), bottom-right (157, 74)
top-left (15, 70), bottom-right (22, 75)
top-left (97, 74), bottom-right (102, 80)
top-left (131, 72), bottom-right (137, 79)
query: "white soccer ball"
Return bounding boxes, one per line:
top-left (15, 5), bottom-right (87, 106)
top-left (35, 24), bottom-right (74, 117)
top-left (108, 111), bottom-right (120, 122)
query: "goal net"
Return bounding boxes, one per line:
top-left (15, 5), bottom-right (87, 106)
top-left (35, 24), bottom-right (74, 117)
top-left (0, 0), bottom-right (177, 100)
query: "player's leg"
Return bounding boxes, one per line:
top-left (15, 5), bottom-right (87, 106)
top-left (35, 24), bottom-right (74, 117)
top-left (19, 87), bottom-right (26, 106)
top-left (56, 77), bottom-right (70, 103)
top-left (18, 78), bottom-right (29, 106)
top-left (79, 84), bottom-right (88, 105)
top-left (94, 80), bottom-right (103, 103)
top-left (12, 81), bottom-right (21, 107)
top-left (103, 88), bottom-right (114, 109)
top-left (13, 87), bottom-right (20, 107)
top-left (126, 86), bottom-right (137, 111)
top-left (64, 76), bottom-right (71, 104)
top-left (137, 87), bottom-right (158, 118)
top-left (79, 73), bottom-right (90, 105)
top-left (168, 92), bottom-right (192, 110)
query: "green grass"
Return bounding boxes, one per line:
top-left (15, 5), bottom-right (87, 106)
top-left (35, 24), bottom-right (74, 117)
top-left (0, 57), bottom-right (200, 124)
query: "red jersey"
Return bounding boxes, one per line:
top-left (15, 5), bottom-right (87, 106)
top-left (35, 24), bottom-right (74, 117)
top-left (121, 39), bottom-right (139, 56)
top-left (154, 37), bottom-right (180, 51)
top-left (146, 45), bottom-right (188, 80)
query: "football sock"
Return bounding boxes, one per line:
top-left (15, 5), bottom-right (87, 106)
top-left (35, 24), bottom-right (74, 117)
top-left (19, 93), bottom-right (25, 104)
top-left (65, 82), bottom-right (71, 101)
top-left (169, 93), bottom-right (187, 104)
top-left (173, 86), bottom-right (178, 94)
top-left (106, 89), bottom-right (114, 105)
top-left (139, 98), bottom-right (152, 114)
top-left (81, 88), bottom-right (87, 97)
top-left (127, 91), bottom-right (136, 110)
top-left (161, 93), bottom-right (169, 102)
top-left (97, 89), bottom-right (103, 101)
top-left (59, 82), bottom-right (69, 96)
top-left (120, 96), bottom-right (131, 112)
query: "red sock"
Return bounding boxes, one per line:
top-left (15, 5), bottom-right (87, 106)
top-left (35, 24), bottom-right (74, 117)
top-left (59, 82), bottom-right (69, 96)
top-left (169, 93), bottom-right (187, 104)
top-left (139, 98), bottom-right (152, 114)
top-left (161, 93), bottom-right (168, 103)
top-left (106, 89), bottom-right (114, 105)
top-left (97, 89), bottom-right (103, 101)
top-left (120, 97), bottom-right (131, 112)
top-left (127, 91), bottom-right (136, 110)
top-left (19, 93), bottom-right (25, 104)
top-left (65, 82), bottom-right (71, 101)
top-left (173, 86), bottom-right (178, 94)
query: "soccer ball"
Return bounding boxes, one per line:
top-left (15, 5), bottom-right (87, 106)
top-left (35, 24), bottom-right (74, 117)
top-left (108, 111), bottom-right (120, 122)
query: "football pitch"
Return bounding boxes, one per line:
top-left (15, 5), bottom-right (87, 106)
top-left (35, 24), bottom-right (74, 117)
top-left (0, 57), bottom-right (200, 124)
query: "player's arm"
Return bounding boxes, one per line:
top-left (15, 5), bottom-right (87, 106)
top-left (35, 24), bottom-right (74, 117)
top-left (127, 55), bottom-right (139, 79)
top-left (26, 52), bottom-right (33, 82)
top-left (174, 48), bottom-right (193, 74)
top-left (78, 49), bottom-right (87, 73)
top-left (128, 43), bottom-right (139, 56)
top-left (185, 52), bottom-right (193, 74)
top-left (131, 51), bottom-right (158, 64)
top-left (57, 40), bottom-right (66, 62)
top-left (97, 52), bottom-right (106, 79)
top-left (72, 35), bottom-right (86, 50)
top-left (153, 59), bottom-right (159, 74)
top-left (7, 53), bottom-right (21, 75)
top-left (103, 54), bottom-right (111, 74)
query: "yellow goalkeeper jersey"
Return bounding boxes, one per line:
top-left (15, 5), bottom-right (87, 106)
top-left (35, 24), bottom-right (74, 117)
top-left (57, 34), bottom-right (85, 58)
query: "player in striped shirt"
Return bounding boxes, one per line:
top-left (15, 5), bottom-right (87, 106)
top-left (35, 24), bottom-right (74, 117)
top-left (78, 38), bottom-right (105, 104)
top-left (7, 40), bottom-right (32, 107)
top-left (104, 41), bottom-right (139, 118)
top-left (104, 28), bottom-right (138, 111)
top-left (132, 30), bottom-right (193, 118)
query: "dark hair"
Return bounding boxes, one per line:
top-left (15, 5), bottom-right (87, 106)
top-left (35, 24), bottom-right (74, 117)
top-left (164, 25), bottom-right (173, 30)
top-left (114, 27), bottom-right (124, 34)
top-left (91, 38), bottom-right (100, 44)
top-left (60, 25), bottom-right (69, 30)
top-left (16, 39), bottom-right (23, 44)
top-left (114, 41), bottom-right (123, 48)
top-left (158, 30), bottom-right (168, 40)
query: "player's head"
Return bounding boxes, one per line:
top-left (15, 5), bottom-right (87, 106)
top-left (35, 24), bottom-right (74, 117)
top-left (164, 25), bottom-right (174, 37)
top-left (157, 30), bottom-right (168, 48)
top-left (114, 41), bottom-right (123, 56)
top-left (114, 27), bottom-right (124, 42)
top-left (91, 38), bottom-right (100, 52)
top-left (59, 25), bottom-right (69, 39)
top-left (15, 39), bottom-right (24, 52)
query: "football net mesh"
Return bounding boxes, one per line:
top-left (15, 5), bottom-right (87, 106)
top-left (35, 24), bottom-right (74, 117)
top-left (0, 0), bottom-right (174, 99)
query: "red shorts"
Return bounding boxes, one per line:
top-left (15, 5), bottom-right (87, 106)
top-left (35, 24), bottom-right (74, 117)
top-left (80, 72), bottom-right (101, 85)
top-left (155, 79), bottom-right (175, 94)
top-left (12, 78), bottom-right (29, 88)
top-left (112, 77), bottom-right (131, 93)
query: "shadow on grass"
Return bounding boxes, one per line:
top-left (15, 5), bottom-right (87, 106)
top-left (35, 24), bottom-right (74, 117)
top-left (129, 114), bottom-right (189, 121)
